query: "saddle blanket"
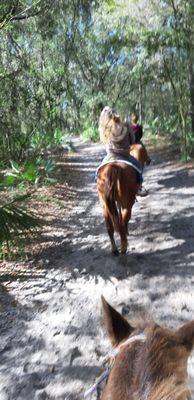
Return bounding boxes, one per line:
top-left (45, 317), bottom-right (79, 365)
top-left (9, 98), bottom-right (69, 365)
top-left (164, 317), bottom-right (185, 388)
top-left (96, 154), bottom-right (142, 175)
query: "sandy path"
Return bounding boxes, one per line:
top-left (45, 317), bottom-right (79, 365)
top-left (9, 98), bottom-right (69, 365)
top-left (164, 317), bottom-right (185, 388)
top-left (0, 139), bottom-right (194, 400)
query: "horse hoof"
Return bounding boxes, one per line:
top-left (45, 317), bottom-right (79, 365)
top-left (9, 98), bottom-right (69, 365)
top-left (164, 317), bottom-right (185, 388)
top-left (121, 250), bottom-right (127, 255)
top-left (121, 247), bottom-right (127, 254)
top-left (137, 187), bottom-right (149, 197)
top-left (112, 249), bottom-right (119, 256)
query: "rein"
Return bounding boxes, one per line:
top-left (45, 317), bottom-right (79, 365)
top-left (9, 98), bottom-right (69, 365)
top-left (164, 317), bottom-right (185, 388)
top-left (84, 333), bottom-right (146, 398)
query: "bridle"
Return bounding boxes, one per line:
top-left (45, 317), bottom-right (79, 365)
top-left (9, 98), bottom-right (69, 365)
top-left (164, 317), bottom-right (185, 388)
top-left (84, 333), bottom-right (146, 398)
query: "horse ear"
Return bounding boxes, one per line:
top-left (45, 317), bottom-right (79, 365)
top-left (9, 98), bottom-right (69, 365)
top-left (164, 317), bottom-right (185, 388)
top-left (177, 320), bottom-right (194, 351)
top-left (101, 296), bottom-right (134, 346)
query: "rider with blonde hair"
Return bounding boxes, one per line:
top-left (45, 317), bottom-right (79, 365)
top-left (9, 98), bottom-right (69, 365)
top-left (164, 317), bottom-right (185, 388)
top-left (99, 106), bottom-right (133, 158)
top-left (98, 106), bottom-right (144, 191)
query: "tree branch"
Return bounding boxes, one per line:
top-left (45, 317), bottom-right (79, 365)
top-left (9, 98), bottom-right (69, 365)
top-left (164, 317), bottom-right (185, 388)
top-left (0, 1), bottom-right (19, 29)
top-left (10, 0), bottom-right (42, 21)
top-left (0, 0), bottom-right (43, 29)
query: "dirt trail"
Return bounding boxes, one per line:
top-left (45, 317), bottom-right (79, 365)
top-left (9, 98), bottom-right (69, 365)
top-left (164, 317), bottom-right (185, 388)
top-left (0, 139), bottom-right (194, 400)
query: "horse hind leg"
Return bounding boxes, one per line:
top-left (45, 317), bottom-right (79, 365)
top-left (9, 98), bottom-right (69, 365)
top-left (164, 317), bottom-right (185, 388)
top-left (120, 208), bottom-right (132, 254)
top-left (120, 229), bottom-right (128, 254)
top-left (105, 214), bottom-right (119, 256)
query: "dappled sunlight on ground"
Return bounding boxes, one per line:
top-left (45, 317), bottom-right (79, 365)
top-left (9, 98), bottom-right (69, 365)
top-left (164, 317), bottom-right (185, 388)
top-left (0, 139), bottom-right (194, 399)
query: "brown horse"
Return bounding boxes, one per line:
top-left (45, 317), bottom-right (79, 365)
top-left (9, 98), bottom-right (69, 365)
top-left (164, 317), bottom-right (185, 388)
top-left (97, 144), bottom-right (149, 254)
top-left (101, 297), bottom-right (193, 400)
top-left (130, 142), bottom-right (151, 168)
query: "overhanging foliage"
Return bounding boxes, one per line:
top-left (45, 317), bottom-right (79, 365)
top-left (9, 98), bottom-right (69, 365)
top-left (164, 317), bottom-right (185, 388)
top-left (0, 0), bottom-right (193, 162)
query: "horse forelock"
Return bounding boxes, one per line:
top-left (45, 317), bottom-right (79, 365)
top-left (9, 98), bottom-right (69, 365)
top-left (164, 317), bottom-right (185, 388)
top-left (128, 310), bottom-right (153, 331)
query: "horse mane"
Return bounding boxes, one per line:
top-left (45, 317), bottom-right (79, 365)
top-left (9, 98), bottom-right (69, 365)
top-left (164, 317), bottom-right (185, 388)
top-left (134, 325), bottom-right (191, 400)
top-left (148, 378), bottom-right (191, 400)
top-left (126, 316), bottom-right (191, 400)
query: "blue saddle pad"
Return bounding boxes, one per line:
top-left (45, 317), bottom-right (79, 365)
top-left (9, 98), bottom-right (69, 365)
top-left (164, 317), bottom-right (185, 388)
top-left (97, 154), bottom-right (142, 174)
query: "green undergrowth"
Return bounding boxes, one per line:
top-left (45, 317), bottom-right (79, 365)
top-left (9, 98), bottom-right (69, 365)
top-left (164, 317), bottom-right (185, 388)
top-left (81, 126), bottom-right (99, 142)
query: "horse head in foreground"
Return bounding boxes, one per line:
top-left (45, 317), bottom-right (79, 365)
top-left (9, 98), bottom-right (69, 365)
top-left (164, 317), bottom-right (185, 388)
top-left (101, 297), bottom-right (193, 400)
top-left (97, 107), bottom-right (150, 254)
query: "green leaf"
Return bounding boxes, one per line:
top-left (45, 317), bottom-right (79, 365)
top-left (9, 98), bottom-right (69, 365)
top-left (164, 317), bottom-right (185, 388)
top-left (3, 175), bottom-right (17, 186)
top-left (10, 160), bottom-right (20, 174)
top-left (23, 163), bottom-right (38, 182)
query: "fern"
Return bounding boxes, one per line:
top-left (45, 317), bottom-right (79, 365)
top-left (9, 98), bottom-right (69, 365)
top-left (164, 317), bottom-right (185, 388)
top-left (0, 194), bottom-right (41, 248)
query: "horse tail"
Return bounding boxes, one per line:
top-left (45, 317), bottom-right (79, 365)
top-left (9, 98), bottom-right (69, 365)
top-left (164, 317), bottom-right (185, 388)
top-left (103, 166), bottom-right (122, 232)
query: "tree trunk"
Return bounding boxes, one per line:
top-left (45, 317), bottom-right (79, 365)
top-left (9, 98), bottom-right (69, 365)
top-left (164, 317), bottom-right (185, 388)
top-left (138, 74), bottom-right (143, 123)
top-left (189, 57), bottom-right (194, 133)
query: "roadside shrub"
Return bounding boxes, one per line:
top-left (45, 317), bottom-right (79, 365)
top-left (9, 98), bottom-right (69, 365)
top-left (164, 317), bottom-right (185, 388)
top-left (30, 130), bottom-right (74, 153)
top-left (1, 158), bottom-right (57, 189)
top-left (81, 126), bottom-right (99, 142)
top-left (0, 194), bottom-right (41, 257)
